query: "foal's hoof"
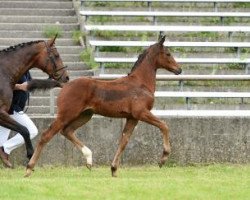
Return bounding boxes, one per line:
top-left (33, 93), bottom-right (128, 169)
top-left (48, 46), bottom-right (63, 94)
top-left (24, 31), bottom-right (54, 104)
top-left (158, 159), bottom-right (167, 168)
top-left (86, 163), bottom-right (92, 171)
top-left (111, 166), bottom-right (118, 177)
top-left (24, 168), bottom-right (32, 178)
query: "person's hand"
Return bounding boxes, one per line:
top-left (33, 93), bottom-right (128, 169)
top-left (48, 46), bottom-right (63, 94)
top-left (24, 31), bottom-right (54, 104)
top-left (15, 82), bottom-right (28, 91)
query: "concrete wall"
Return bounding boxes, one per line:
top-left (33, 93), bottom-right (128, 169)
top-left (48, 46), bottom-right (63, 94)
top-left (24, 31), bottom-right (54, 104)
top-left (11, 115), bottom-right (250, 167)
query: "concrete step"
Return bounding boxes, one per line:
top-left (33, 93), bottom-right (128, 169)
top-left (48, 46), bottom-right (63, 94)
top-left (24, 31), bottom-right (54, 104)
top-left (30, 69), bottom-right (94, 78)
top-left (30, 61), bottom-right (89, 70)
top-left (29, 88), bottom-right (61, 96)
top-left (55, 54), bottom-right (82, 62)
top-left (0, 38), bottom-right (80, 45)
top-left (31, 73), bottom-right (94, 80)
top-left (26, 106), bottom-right (56, 115)
top-left (0, 23), bottom-right (79, 31)
top-left (0, 1), bottom-right (73, 9)
top-left (0, 31), bottom-right (73, 38)
top-left (0, 16), bottom-right (78, 23)
top-left (0, 8), bottom-right (76, 16)
top-left (29, 97), bottom-right (51, 106)
top-left (57, 47), bottom-right (83, 54)
top-left (6, 0), bottom-right (71, 1)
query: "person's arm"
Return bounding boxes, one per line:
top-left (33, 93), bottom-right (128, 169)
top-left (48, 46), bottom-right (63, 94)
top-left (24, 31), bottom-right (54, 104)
top-left (14, 82), bottom-right (28, 91)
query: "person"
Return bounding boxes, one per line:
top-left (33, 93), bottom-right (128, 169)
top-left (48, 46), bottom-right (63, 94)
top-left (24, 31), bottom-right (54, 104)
top-left (0, 71), bottom-right (38, 168)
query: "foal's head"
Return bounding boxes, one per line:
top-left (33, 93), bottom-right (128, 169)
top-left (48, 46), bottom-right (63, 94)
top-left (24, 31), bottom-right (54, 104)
top-left (151, 35), bottom-right (182, 75)
top-left (36, 35), bottom-right (69, 83)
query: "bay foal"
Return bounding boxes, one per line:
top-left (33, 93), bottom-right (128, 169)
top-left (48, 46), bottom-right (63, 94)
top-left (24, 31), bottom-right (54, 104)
top-left (25, 36), bottom-right (182, 177)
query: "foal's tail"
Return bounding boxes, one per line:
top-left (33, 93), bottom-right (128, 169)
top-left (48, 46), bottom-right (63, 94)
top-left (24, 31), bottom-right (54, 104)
top-left (27, 79), bottom-right (62, 92)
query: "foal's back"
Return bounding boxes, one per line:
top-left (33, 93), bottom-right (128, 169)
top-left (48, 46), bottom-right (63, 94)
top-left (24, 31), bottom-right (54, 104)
top-left (57, 76), bottom-right (154, 118)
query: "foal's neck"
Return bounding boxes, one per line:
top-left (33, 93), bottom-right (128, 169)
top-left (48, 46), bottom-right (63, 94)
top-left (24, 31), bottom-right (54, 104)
top-left (130, 58), bottom-right (157, 93)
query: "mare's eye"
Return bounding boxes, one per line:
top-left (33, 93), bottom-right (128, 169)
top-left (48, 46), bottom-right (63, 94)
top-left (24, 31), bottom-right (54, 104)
top-left (166, 53), bottom-right (171, 56)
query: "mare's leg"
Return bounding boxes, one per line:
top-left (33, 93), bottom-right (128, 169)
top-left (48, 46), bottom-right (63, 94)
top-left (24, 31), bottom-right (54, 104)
top-left (0, 110), bottom-right (33, 159)
top-left (25, 119), bottom-right (63, 177)
top-left (138, 110), bottom-right (170, 167)
top-left (111, 118), bottom-right (138, 177)
top-left (61, 110), bottom-right (93, 169)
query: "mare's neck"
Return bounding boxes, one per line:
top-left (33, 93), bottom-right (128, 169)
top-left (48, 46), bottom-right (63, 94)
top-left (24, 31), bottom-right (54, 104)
top-left (6, 44), bottom-right (42, 85)
top-left (129, 57), bottom-right (157, 93)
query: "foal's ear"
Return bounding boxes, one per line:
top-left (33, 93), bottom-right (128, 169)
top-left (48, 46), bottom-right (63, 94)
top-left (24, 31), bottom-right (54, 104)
top-left (158, 35), bottom-right (166, 46)
top-left (48, 34), bottom-right (58, 47)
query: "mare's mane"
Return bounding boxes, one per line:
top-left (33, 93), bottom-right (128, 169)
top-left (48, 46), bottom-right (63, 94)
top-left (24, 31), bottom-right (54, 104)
top-left (0, 40), bottom-right (43, 55)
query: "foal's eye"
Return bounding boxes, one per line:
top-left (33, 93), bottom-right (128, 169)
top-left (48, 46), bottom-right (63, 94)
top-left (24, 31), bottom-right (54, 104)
top-left (166, 53), bottom-right (171, 56)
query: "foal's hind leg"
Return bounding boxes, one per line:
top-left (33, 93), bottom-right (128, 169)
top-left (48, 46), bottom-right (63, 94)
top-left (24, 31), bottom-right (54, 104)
top-left (61, 111), bottom-right (93, 169)
top-left (138, 110), bottom-right (171, 167)
top-left (111, 118), bottom-right (138, 177)
top-left (25, 119), bottom-right (62, 177)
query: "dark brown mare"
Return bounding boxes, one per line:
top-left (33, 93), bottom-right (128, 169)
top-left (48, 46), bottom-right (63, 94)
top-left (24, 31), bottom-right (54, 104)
top-left (0, 36), bottom-right (69, 160)
top-left (25, 36), bottom-right (181, 177)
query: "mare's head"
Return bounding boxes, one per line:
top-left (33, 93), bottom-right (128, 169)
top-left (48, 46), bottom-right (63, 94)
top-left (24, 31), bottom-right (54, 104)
top-left (150, 35), bottom-right (182, 75)
top-left (36, 35), bottom-right (69, 83)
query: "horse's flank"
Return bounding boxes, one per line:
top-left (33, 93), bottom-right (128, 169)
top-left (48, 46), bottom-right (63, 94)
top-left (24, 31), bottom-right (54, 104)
top-left (58, 76), bottom-right (154, 118)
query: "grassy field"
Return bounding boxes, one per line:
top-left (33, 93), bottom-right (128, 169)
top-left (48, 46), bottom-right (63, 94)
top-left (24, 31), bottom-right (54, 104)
top-left (0, 164), bottom-right (249, 200)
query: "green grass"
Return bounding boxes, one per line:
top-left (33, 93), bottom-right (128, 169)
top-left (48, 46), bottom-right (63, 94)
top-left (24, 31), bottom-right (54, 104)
top-left (0, 164), bottom-right (249, 200)
top-left (43, 25), bottom-right (63, 38)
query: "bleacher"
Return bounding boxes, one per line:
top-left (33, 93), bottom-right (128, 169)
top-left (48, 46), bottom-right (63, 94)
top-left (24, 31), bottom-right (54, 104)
top-left (78, 0), bottom-right (250, 114)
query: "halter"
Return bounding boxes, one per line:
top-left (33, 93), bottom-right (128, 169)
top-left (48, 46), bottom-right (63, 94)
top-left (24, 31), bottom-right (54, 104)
top-left (43, 41), bottom-right (67, 81)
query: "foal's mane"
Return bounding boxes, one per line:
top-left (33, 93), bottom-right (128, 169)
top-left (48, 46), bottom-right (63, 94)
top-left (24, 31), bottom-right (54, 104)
top-left (0, 40), bottom-right (44, 55)
top-left (129, 42), bottom-right (161, 74)
top-left (130, 49), bottom-right (148, 73)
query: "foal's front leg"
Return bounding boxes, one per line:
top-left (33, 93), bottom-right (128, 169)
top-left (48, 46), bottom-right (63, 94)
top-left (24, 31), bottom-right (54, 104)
top-left (139, 110), bottom-right (171, 167)
top-left (111, 118), bottom-right (138, 177)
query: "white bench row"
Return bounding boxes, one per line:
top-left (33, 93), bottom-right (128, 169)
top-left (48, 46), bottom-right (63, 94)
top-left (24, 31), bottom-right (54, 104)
top-left (94, 57), bottom-right (250, 74)
top-left (84, 25), bottom-right (250, 34)
top-left (155, 91), bottom-right (250, 109)
top-left (84, 25), bottom-right (250, 41)
top-left (155, 91), bottom-right (250, 98)
top-left (80, 0), bottom-right (250, 12)
top-left (97, 74), bottom-right (250, 109)
top-left (46, 75), bottom-right (250, 115)
top-left (96, 74), bottom-right (250, 81)
top-left (80, 11), bottom-right (250, 25)
top-left (89, 40), bottom-right (250, 58)
top-left (95, 57), bottom-right (250, 64)
top-left (81, 0), bottom-right (250, 3)
top-left (97, 74), bottom-right (250, 102)
top-left (151, 109), bottom-right (250, 117)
